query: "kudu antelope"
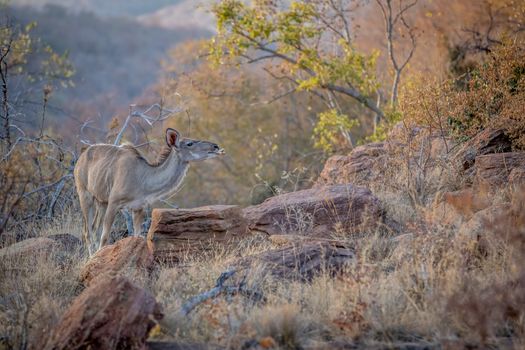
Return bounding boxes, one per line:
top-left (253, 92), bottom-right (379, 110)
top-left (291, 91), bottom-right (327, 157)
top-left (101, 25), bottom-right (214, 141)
top-left (74, 128), bottom-right (225, 255)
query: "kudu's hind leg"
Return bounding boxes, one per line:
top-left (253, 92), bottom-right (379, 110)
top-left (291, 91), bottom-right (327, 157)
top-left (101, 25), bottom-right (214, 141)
top-left (132, 208), bottom-right (145, 237)
top-left (99, 202), bottom-right (119, 250)
top-left (92, 201), bottom-right (107, 250)
top-left (78, 190), bottom-right (95, 256)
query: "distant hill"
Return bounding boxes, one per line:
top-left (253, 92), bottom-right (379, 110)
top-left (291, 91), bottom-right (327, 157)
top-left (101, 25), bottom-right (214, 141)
top-left (13, 0), bottom-right (185, 18)
top-left (9, 4), bottom-right (211, 131)
top-left (137, 1), bottom-right (215, 33)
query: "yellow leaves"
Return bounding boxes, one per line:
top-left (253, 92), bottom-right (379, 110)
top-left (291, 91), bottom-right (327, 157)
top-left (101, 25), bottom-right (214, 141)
top-left (297, 76), bottom-right (320, 91)
top-left (313, 109), bottom-right (358, 153)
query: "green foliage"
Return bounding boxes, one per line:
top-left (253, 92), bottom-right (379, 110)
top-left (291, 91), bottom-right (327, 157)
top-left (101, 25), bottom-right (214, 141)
top-left (210, 0), bottom-right (380, 107)
top-left (159, 40), bottom-right (325, 207)
top-left (0, 22), bottom-right (34, 71)
top-left (313, 109), bottom-right (358, 153)
top-left (401, 38), bottom-right (525, 150)
top-left (1, 18), bottom-right (74, 87)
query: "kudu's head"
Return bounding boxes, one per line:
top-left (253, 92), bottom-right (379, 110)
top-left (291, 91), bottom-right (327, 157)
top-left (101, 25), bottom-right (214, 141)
top-left (165, 128), bottom-right (225, 162)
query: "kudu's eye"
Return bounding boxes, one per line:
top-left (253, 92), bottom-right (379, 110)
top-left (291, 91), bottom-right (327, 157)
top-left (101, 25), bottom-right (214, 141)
top-left (187, 142), bottom-right (193, 147)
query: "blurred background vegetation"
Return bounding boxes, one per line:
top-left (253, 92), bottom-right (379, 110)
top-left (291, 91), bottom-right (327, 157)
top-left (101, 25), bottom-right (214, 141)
top-left (1, 0), bottom-right (524, 236)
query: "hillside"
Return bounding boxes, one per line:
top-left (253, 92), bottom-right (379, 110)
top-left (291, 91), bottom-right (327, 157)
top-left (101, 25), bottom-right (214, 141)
top-left (9, 4), bottom-right (211, 131)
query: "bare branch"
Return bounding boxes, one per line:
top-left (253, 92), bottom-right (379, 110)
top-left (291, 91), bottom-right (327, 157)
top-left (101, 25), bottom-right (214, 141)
top-left (113, 103), bottom-right (185, 146)
top-left (180, 269), bottom-right (264, 316)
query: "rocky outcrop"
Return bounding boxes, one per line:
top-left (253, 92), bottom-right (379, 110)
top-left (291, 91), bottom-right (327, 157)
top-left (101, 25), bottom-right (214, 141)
top-left (458, 204), bottom-right (511, 241)
top-left (474, 152), bottom-right (525, 187)
top-left (427, 188), bottom-right (494, 230)
top-left (454, 129), bottom-right (512, 177)
top-left (316, 142), bottom-right (386, 186)
top-left (243, 184), bottom-right (383, 237)
top-left (231, 241), bottom-right (355, 281)
top-left (147, 205), bottom-right (249, 263)
top-left (44, 276), bottom-right (162, 350)
top-left (80, 236), bottom-right (154, 286)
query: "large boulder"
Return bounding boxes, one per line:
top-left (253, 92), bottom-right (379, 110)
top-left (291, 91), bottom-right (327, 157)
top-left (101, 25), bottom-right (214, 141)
top-left (316, 143), bottom-right (386, 186)
top-left (80, 236), bottom-right (154, 286)
top-left (428, 188), bottom-right (492, 228)
top-left (231, 241), bottom-right (355, 281)
top-left (43, 276), bottom-right (162, 350)
top-left (454, 129), bottom-right (512, 177)
top-left (147, 205), bottom-right (249, 263)
top-left (243, 184), bottom-right (383, 237)
top-left (458, 204), bottom-right (511, 241)
top-left (474, 152), bottom-right (525, 187)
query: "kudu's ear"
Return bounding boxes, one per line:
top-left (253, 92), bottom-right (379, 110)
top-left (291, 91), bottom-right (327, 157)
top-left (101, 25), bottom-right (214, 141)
top-left (166, 128), bottom-right (181, 148)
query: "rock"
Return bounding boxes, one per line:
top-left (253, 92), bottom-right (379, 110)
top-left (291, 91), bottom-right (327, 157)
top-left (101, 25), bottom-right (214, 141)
top-left (80, 236), bottom-right (154, 286)
top-left (0, 237), bottom-right (58, 261)
top-left (475, 152), bottom-right (525, 187)
top-left (232, 241), bottom-right (355, 281)
top-left (458, 204), bottom-right (511, 241)
top-left (316, 143), bottom-right (386, 186)
top-left (43, 276), bottom-right (162, 350)
top-left (147, 205), bottom-right (249, 263)
top-left (243, 184), bottom-right (383, 237)
top-left (427, 189), bottom-right (491, 228)
top-left (454, 129), bottom-right (512, 176)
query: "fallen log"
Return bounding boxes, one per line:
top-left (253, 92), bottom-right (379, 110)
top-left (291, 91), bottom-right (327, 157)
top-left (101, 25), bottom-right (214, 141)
top-left (147, 205), bottom-right (249, 263)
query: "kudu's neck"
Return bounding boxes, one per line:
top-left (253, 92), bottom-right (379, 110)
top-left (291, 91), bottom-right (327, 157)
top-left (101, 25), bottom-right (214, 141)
top-left (142, 147), bottom-right (189, 198)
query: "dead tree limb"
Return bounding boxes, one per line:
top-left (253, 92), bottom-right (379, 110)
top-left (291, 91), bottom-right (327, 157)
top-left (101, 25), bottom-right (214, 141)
top-left (180, 269), bottom-right (265, 316)
top-left (376, 0), bottom-right (418, 106)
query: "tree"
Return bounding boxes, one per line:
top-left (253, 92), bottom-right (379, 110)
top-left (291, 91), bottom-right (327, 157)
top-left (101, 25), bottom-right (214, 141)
top-left (210, 0), bottom-right (382, 139)
top-left (375, 0), bottom-right (418, 106)
top-left (0, 8), bottom-right (74, 236)
top-left (155, 40), bottom-right (326, 206)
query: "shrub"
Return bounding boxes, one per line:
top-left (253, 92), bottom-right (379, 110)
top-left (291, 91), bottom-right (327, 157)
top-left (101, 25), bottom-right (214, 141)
top-left (400, 38), bottom-right (525, 149)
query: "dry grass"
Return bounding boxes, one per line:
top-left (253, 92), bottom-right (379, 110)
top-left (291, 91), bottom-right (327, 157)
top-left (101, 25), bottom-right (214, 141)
top-left (1, 142), bottom-right (524, 350)
top-left (0, 216), bottom-right (86, 349)
top-left (144, 186), bottom-right (524, 349)
top-left (1, 185), bottom-right (524, 349)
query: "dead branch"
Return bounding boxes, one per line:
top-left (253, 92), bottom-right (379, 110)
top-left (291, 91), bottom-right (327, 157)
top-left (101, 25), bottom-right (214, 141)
top-left (180, 269), bottom-right (265, 316)
top-left (113, 103), bottom-right (185, 145)
top-left (376, 0), bottom-right (418, 106)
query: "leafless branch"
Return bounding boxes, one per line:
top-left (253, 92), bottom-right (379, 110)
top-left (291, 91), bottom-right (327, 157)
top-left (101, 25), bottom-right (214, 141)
top-left (180, 269), bottom-right (264, 316)
top-left (113, 103), bottom-right (185, 146)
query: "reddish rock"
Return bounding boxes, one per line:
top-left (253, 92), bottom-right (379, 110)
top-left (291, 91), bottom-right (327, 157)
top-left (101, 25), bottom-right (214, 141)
top-left (243, 184), bottom-right (383, 237)
top-left (475, 152), bottom-right (525, 187)
top-left (316, 143), bottom-right (386, 186)
top-left (232, 241), bottom-right (355, 281)
top-left (458, 204), bottom-right (511, 241)
top-left (80, 236), bottom-right (154, 286)
top-left (147, 205), bottom-right (249, 263)
top-left (43, 276), bottom-right (162, 350)
top-left (427, 189), bottom-right (492, 228)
